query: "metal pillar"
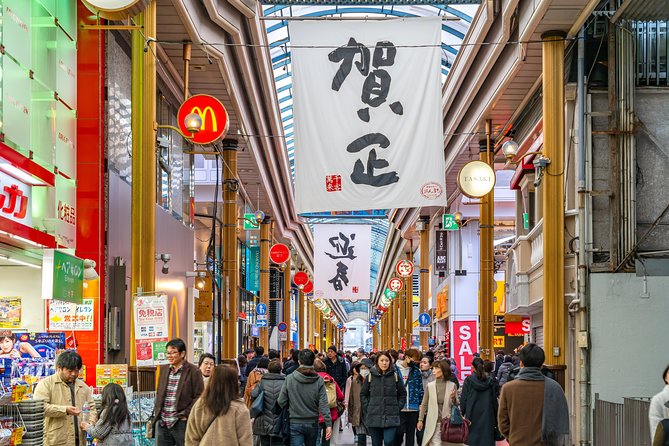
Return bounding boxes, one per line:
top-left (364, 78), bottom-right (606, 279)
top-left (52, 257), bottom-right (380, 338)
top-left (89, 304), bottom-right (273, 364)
top-left (372, 325), bottom-right (379, 351)
top-left (542, 31), bottom-right (567, 369)
top-left (399, 279), bottom-right (406, 350)
top-left (419, 219), bottom-right (430, 350)
top-left (317, 311), bottom-right (324, 351)
top-left (260, 218), bottom-right (271, 349)
top-left (479, 123), bottom-right (495, 360)
top-left (405, 252), bottom-right (413, 348)
top-left (223, 141), bottom-right (239, 358)
top-left (325, 319), bottom-right (333, 350)
top-left (129, 2), bottom-right (156, 365)
top-left (283, 257), bottom-right (292, 357)
top-left (393, 295), bottom-right (400, 348)
top-left (298, 288), bottom-right (305, 349)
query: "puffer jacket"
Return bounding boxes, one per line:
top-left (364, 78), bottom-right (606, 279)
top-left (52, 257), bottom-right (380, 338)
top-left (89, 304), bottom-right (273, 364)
top-left (496, 361), bottom-right (514, 387)
top-left (396, 361), bottom-right (424, 411)
top-left (250, 372), bottom-right (285, 436)
top-left (360, 366), bottom-right (406, 428)
top-left (317, 372), bottom-right (344, 424)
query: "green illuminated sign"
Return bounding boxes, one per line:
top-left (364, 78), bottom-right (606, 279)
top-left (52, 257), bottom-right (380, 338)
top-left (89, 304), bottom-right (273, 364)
top-left (442, 214), bottom-right (459, 231)
top-left (243, 213), bottom-right (259, 230)
top-left (42, 250), bottom-right (83, 304)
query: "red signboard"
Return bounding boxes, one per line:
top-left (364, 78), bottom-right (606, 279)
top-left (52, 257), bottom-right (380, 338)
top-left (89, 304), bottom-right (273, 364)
top-left (302, 281), bottom-right (313, 294)
top-left (396, 260), bottom-right (414, 278)
top-left (177, 94), bottom-right (229, 145)
top-left (505, 317), bottom-right (531, 336)
top-left (293, 271), bottom-right (309, 288)
top-left (452, 320), bottom-right (478, 382)
top-left (388, 278), bottom-right (403, 292)
top-left (269, 243), bottom-right (290, 264)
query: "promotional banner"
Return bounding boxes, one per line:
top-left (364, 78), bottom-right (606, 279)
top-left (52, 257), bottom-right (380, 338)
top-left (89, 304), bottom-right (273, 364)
top-left (290, 18), bottom-right (446, 213)
top-left (313, 224), bottom-right (371, 300)
top-left (505, 317), bottom-right (531, 336)
top-left (452, 320), bottom-right (478, 382)
top-left (0, 297), bottom-right (22, 328)
top-left (246, 246), bottom-right (260, 293)
top-left (48, 299), bottom-right (94, 331)
top-left (133, 294), bottom-right (169, 366)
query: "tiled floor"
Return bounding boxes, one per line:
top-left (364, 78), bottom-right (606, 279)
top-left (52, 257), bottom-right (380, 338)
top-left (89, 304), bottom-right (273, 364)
top-left (334, 424), bottom-right (510, 446)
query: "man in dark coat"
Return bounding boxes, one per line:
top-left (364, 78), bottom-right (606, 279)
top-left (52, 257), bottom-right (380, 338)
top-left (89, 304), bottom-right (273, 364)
top-left (460, 358), bottom-right (498, 446)
top-left (246, 346), bottom-right (265, 377)
top-left (323, 345), bottom-right (347, 392)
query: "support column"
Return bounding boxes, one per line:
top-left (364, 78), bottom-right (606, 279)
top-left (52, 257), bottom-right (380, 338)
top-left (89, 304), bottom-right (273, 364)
top-left (130, 1), bottom-right (156, 365)
top-left (393, 295), bottom-right (400, 349)
top-left (372, 325), bottom-right (379, 351)
top-left (479, 123), bottom-right (495, 361)
top-left (399, 280), bottom-right (406, 350)
top-left (542, 31), bottom-right (567, 374)
top-left (298, 288), bottom-right (305, 349)
top-left (318, 312), bottom-right (324, 351)
top-left (260, 218), bottom-right (271, 349)
top-left (325, 320), bottom-right (333, 350)
top-left (283, 257), bottom-right (292, 358)
top-left (419, 218), bottom-right (430, 350)
top-left (223, 141), bottom-right (239, 358)
top-left (405, 252), bottom-right (414, 348)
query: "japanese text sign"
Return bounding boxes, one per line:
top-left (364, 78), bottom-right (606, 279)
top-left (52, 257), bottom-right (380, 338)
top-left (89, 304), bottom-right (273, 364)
top-left (48, 299), bottom-right (94, 331)
top-left (0, 171), bottom-right (31, 227)
top-left (314, 224), bottom-right (371, 300)
top-left (290, 18), bottom-right (446, 213)
top-left (435, 230), bottom-right (448, 272)
top-left (452, 320), bottom-right (478, 382)
top-left (133, 294), bottom-right (168, 341)
top-left (42, 250), bottom-right (83, 304)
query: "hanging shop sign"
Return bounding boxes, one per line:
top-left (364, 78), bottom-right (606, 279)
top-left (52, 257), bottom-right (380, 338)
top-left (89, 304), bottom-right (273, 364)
top-left (293, 271), bottom-right (310, 289)
top-left (269, 243), bottom-right (290, 265)
top-left (177, 94), bottom-right (229, 145)
top-left (81, 0), bottom-right (150, 20)
top-left (0, 297), bottom-right (21, 328)
top-left (435, 230), bottom-right (448, 272)
top-left (388, 278), bottom-right (403, 292)
top-left (290, 18), bottom-right (446, 213)
top-left (133, 294), bottom-right (169, 366)
top-left (54, 175), bottom-right (77, 249)
top-left (245, 246), bottom-right (260, 293)
top-left (42, 250), bottom-right (84, 304)
top-left (302, 281), bottom-right (313, 294)
top-left (505, 317), bottom-right (531, 336)
top-left (0, 171), bottom-right (31, 227)
top-left (396, 260), bottom-right (414, 278)
top-left (457, 160), bottom-right (496, 198)
top-left (313, 224), bottom-right (371, 300)
top-left (48, 299), bottom-right (94, 331)
top-left (452, 320), bottom-right (478, 382)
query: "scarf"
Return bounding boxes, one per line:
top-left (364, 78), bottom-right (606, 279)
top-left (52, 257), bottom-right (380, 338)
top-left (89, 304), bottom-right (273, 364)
top-left (515, 367), bottom-right (569, 446)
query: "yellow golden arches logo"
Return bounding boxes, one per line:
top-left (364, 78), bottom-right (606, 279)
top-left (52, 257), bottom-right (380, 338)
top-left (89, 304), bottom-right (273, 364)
top-left (168, 296), bottom-right (180, 339)
top-left (190, 106), bottom-right (217, 132)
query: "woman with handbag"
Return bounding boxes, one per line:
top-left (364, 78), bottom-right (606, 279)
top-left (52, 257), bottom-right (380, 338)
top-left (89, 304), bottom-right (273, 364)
top-left (360, 351), bottom-right (407, 446)
top-left (250, 359), bottom-right (286, 446)
top-left (314, 359), bottom-right (345, 446)
top-left (185, 364), bottom-right (253, 446)
top-left (416, 360), bottom-right (464, 446)
top-left (460, 357), bottom-right (498, 445)
top-left (245, 357), bottom-right (270, 407)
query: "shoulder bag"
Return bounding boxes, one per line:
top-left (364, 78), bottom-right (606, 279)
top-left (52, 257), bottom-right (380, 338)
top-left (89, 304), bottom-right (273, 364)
top-left (145, 410), bottom-right (155, 439)
top-left (440, 383), bottom-right (470, 443)
top-left (250, 385), bottom-right (265, 419)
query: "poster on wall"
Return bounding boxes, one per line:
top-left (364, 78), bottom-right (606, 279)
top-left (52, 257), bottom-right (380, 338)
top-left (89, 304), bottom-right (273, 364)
top-left (451, 320), bottom-right (478, 382)
top-left (0, 297), bottom-right (22, 329)
top-left (133, 294), bottom-right (169, 366)
top-left (9, 332), bottom-right (66, 359)
top-left (48, 299), bottom-right (94, 331)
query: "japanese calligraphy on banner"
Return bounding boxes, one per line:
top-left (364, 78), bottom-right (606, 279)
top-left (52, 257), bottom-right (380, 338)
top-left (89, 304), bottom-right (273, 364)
top-left (313, 224), bottom-right (371, 300)
top-left (290, 18), bottom-right (446, 213)
top-left (48, 299), bottom-right (94, 331)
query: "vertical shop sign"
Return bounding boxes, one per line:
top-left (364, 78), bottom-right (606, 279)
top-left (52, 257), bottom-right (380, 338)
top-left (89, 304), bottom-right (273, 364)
top-left (48, 299), bottom-right (94, 331)
top-left (435, 230), bottom-right (448, 272)
top-left (313, 224), bottom-right (371, 300)
top-left (42, 250), bottom-right (84, 304)
top-left (133, 294), bottom-right (169, 366)
top-left (290, 18), bottom-right (445, 213)
top-left (0, 297), bottom-right (22, 328)
top-left (246, 246), bottom-right (260, 293)
top-left (452, 320), bottom-right (478, 382)
top-left (54, 175), bottom-right (77, 249)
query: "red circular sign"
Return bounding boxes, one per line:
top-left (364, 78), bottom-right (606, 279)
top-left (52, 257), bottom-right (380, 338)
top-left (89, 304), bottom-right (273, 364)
top-left (388, 278), bottom-right (403, 292)
top-left (293, 271), bottom-right (309, 288)
top-left (269, 243), bottom-right (290, 264)
top-left (177, 94), bottom-right (229, 145)
top-left (302, 281), bottom-right (314, 294)
top-left (396, 260), bottom-right (414, 278)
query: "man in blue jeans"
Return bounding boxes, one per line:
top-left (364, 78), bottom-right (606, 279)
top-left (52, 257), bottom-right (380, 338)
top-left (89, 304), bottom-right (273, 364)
top-left (278, 349), bottom-right (332, 446)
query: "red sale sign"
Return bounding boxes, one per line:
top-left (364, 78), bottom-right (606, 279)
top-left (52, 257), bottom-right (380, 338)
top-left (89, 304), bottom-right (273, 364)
top-left (452, 320), bottom-right (478, 382)
top-left (505, 317), bottom-right (531, 336)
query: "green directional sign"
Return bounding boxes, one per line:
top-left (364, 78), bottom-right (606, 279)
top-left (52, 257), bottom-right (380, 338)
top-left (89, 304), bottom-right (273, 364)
top-left (243, 213), bottom-right (260, 230)
top-left (442, 214), bottom-right (459, 231)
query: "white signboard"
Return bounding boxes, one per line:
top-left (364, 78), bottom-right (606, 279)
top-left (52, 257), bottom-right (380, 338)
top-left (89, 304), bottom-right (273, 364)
top-left (48, 299), bottom-right (95, 331)
top-left (314, 224), bottom-right (371, 300)
top-left (133, 294), bottom-right (168, 341)
top-left (290, 18), bottom-right (446, 213)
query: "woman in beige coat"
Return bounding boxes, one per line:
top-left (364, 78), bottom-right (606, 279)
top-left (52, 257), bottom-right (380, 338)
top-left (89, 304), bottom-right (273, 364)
top-left (185, 364), bottom-right (253, 446)
top-left (416, 360), bottom-right (463, 446)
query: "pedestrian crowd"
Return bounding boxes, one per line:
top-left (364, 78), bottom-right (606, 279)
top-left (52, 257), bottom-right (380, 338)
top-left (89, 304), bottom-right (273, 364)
top-left (33, 341), bottom-right (571, 446)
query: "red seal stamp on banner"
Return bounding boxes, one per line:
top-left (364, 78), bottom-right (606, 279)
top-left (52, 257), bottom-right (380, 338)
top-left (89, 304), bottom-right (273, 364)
top-left (326, 175), bottom-right (342, 192)
top-left (420, 182), bottom-right (443, 200)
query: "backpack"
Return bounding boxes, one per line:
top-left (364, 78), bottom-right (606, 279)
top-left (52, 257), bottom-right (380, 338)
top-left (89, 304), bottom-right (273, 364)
top-left (325, 381), bottom-right (337, 408)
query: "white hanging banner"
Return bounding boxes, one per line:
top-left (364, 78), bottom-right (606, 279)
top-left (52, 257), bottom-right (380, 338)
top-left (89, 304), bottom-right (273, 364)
top-left (290, 18), bottom-right (446, 213)
top-left (314, 224), bottom-right (371, 300)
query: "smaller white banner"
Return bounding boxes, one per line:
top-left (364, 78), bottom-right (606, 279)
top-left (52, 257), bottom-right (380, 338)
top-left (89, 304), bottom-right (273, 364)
top-left (134, 294), bottom-right (168, 341)
top-left (314, 224), bottom-right (371, 300)
top-left (48, 299), bottom-right (94, 331)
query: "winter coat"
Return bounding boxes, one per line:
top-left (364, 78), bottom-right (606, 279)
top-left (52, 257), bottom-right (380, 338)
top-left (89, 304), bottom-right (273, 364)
top-left (360, 366), bottom-right (407, 428)
top-left (84, 409), bottom-right (132, 446)
top-left (323, 356), bottom-right (348, 391)
top-left (153, 361), bottom-right (204, 430)
top-left (496, 361), bottom-right (514, 387)
top-left (650, 385), bottom-right (669, 442)
top-left (460, 374), bottom-right (498, 446)
top-left (283, 360), bottom-right (298, 376)
top-left (317, 371), bottom-right (344, 423)
top-left (185, 398), bottom-right (253, 446)
top-left (277, 368), bottom-right (332, 427)
top-left (34, 373), bottom-right (96, 446)
top-left (348, 376), bottom-right (365, 428)
top-left (245, 368), bottom-right (267, 407)
top-left (420, 379), bottom-right (462, 446)
top-left (250, 372), bottom-right (285, 436)
top-left (397, 361), bottom-right (424, 411)
top-left (246, 356), bottom-right (262, 377)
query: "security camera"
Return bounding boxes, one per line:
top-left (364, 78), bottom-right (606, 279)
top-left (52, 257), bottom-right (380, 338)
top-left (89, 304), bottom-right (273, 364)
top-left (156, 253), bottom-right (171, 274)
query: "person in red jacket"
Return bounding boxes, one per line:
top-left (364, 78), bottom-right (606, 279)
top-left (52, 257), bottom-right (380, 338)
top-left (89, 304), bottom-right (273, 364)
top-left (314, 359), bottom-right (345, 446)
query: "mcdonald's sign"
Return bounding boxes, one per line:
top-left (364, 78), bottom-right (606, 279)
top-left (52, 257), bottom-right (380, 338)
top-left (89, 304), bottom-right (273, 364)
top-left (177, 94), bottom-right (229, 145)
